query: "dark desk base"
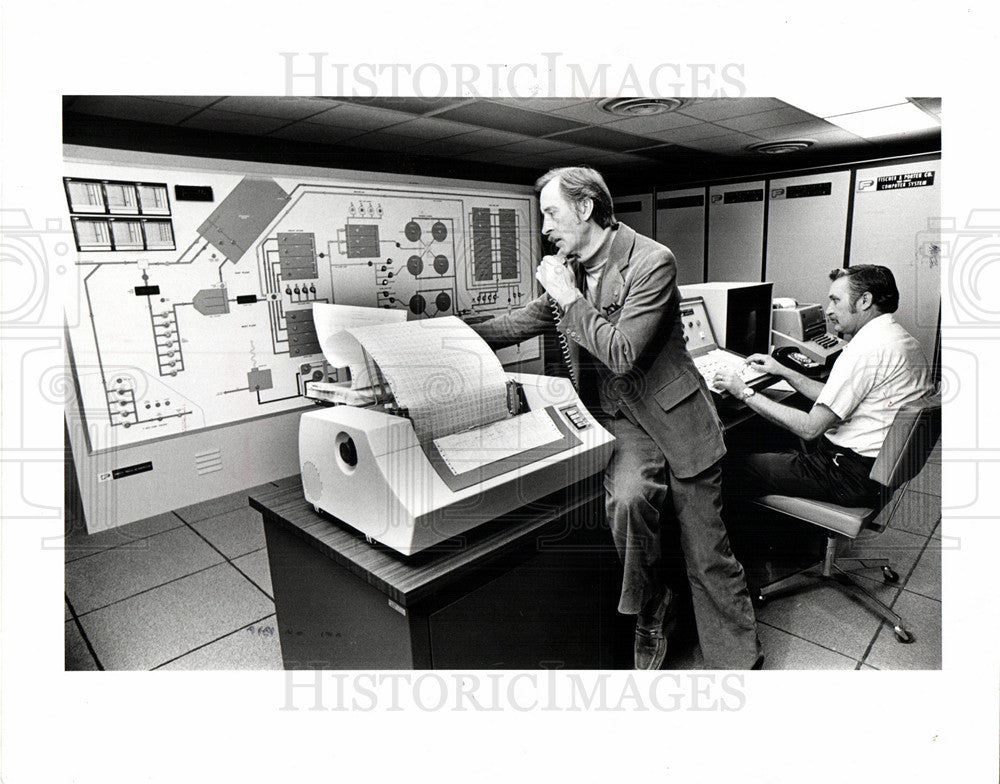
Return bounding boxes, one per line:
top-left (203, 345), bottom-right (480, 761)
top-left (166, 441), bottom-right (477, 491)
top-left (257, 487), bottom-right (625, 669)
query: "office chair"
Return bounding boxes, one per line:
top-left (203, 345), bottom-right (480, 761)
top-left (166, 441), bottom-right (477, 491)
top-left (753, 395), bottom-right (941, 643)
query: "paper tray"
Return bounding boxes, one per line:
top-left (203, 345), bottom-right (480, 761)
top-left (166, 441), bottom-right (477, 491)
top-left (421, 406), bottom-right (581, 492)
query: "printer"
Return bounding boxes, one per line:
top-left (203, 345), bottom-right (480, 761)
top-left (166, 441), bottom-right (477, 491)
top-left (299, 310), bottom-right (614, 556)
top-left (771, 302), bottom-right (846, 367)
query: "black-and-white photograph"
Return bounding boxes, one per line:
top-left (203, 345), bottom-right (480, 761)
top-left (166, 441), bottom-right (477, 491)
top-left (60, 95), bottom-right (943, 673)
top-left (2, 3), bottom-right (998, 783)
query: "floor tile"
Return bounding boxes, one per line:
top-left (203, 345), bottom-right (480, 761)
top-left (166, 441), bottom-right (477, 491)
top-left (902, 541), bottom-right (941, 601)
top-left (841, 525), bottom-right (929, 603)
top-left (66, 526), bottom-right (224, 615)
top-left (65, 619), bottom-right (99, 671)
top-left (62, 512), bottom-right (184, 562)
top-left (65, 601), bottom-right (72, 621)
top-left (173, 483), bottom-right (272, 524)
top-left (77, 563), bottom-right (275, 670)
top-left (232, 549), bottom-right (273, 598)
top-left (864, 591), bottom-right (941, 670)
top-left (908, 450), bottom-right (941, 497)
top-left (871, 485), bottom-right (907, 530)
top-left (756, 623), bottom-right (858, 670)
top-left (884, 490), bottom-right (941, 538)
top-left (190, 506), bottom-right (266, 559)
top-left (158, 616), bottom-right (282, 670)
top-left (753, 582), bottom-right (882, 660)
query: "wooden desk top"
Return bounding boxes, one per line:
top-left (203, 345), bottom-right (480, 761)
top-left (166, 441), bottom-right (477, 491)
top-left (249, 477), bottom-right (603, 608)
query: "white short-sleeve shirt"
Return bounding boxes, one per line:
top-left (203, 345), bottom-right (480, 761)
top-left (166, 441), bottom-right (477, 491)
top-left (816, 313), bottom-right (932, 457)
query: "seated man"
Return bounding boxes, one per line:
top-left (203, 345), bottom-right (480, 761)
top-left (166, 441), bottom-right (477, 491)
top-left (713, 265), bottom-right (933, 507)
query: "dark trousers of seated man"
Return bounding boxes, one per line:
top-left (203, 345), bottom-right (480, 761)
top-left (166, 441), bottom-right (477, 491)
top-left (602, 414), bottom-right (761, 670)
top-left (724, 420), bottom-right (884, 509)
top-left (719, 427), bottom-right (886, 580)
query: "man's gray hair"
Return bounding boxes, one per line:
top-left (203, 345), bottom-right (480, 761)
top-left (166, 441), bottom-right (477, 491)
top-left (535, 166), bottom-right (618, 229)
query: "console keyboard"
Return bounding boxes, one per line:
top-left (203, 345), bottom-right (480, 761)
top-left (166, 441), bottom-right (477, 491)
top-left (694, 349), bottom-right (766, 389)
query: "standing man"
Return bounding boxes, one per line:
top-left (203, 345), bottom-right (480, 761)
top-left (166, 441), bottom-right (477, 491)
top-left (713, 265), bottom-right (932, 506)
top-left (473, 166), bottom-right (762, 670)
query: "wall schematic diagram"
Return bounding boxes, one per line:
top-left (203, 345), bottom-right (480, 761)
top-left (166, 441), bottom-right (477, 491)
top-left (64, 162), bottom-right (539, 451)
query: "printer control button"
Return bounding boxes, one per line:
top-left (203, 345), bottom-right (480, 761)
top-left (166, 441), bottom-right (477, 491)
top-left (562, 405), bottom-right (589, 430)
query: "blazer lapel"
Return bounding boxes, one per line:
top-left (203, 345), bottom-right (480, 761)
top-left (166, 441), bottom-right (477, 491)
top-left (608, 222), bottom-right (637, 277)
top-left (597, 223), bottom-right (636, 311)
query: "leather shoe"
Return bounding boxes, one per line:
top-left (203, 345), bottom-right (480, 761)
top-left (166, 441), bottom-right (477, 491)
top-left (634, 590), bottom-right (677, 671)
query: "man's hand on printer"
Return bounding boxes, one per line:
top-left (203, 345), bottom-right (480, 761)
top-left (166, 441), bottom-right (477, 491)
top-left (537, 254), bottom-right (582, 308)
top-left (712, 353), bottom-right (784, 396)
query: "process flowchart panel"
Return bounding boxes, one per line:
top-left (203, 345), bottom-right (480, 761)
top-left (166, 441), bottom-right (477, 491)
top-left (64, 163), bottom-right (539, 451)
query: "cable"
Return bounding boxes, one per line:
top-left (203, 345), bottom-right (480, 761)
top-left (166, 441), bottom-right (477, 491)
top-left (550, 296), bottom-right (578, 390)
top-left (544, 251), bottom-right (579, 390)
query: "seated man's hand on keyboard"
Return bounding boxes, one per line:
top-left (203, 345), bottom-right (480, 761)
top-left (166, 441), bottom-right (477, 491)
top-left (712, 366), bottom-right (749, 397)
top-left (744, 353), bottom-right (783, 376)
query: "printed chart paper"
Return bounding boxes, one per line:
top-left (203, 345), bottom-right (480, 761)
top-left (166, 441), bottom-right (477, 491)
top-left (343, 316), bottom-right (511, 442)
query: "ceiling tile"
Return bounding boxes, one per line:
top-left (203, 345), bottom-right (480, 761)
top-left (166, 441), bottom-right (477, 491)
top-left (210, 96), bottom-right (337, 120)
top-left (589, 151), bottom-right (653, 165)
top-left (675, 132), bottom-right (767, 154)
top-left (495, 138), bottom-right (576, 155)
top-left (337, 130), bottom-right (425, 151)
top-left (150, 96), bottom-right (226, 108)
top-left (798, 131), bottom-right (875, 147)
top-left (746, 120), bottom-right (862, 142)
top-left (452, 148), bottom-right (524, 164)
top-left (408, 134), bottom-right (491, 155)
top-left (641, 122), bottom-right (736, 143)
top-left (676, 97), bottom-right (789, 122)
top-left (909, 97), bottom-right (941, 117)
top-left (520, 149), bottom-right (590, 168)
top-left (305, 103), bottom-right (421, 130)
top-left (381, 116), bottom-right (481, 139)
top-left (633, 144), bottom-right (684, 162)
top-left (180, 109), bottom-right (291, 135)
top-left (453, 128), bottom-right (535, 148)
top-left (66, 96), bottom-right (200, 124)
top-left (487, 98), bottom-right (594, 112)
top-left (267, 122), bottom-right (365, 145)
top-left (548, 101), bottom-right (624, 125)
top-left (434, 101), bottom-right (586, 136)
top-left (603, 110), bottom-right (702, 134)
top-left (336, 96), bottom-right (471, 115)
top-left (714, 106), bottom-right (819, 133)
top-left (546, 125), bottom-right (655, 153)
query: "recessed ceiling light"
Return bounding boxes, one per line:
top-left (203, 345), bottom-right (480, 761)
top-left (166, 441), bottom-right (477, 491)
top-left (825, 103), bottom-right (940, 139)
top-left (598, 98), bottom-right (687, 117)
top-left (746, 139), bottom-right (815, 154)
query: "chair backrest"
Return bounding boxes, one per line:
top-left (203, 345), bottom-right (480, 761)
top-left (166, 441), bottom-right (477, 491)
top-left (869, 394), bottom-right (942, 490)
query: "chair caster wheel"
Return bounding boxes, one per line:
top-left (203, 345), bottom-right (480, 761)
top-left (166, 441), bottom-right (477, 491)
top-left (882, 566), bottom-right (900, 583)
top-left (893, 625), bottom-right (913, 644)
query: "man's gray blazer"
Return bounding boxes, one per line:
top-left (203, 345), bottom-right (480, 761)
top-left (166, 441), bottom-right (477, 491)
top-left (474, 223), bottom-right (726, 479)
